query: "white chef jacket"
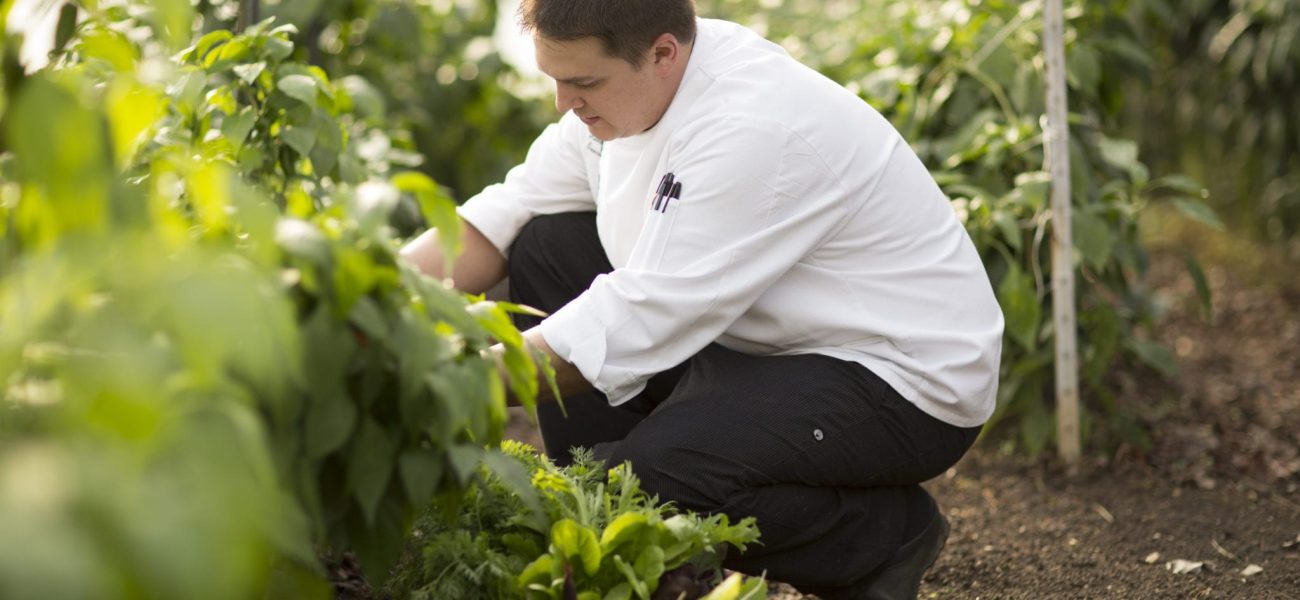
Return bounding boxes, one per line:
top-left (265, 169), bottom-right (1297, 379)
top-left (458, 19), bottom-right (1004, 427)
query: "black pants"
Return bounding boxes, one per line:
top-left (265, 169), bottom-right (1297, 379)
top-left (508, 213), bottom-right (980, 589)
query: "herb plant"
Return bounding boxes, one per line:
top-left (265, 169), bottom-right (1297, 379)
top-left (388, 441), bottom-right (766, 600)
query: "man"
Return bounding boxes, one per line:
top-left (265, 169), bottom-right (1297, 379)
top-left (401, 0), bottom-right (1003, 597)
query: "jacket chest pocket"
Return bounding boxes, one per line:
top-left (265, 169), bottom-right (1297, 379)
top-left (628, 197), bottom-right (680, 272)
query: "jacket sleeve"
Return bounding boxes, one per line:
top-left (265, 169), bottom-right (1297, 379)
top-left (457, 113), bottom-right (596, 255)
top-left (536, 116), bottom-right (861, 404)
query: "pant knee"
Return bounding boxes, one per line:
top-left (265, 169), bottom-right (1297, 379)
top-left (508, 213), bottom-right (595, 269)
top-left (608, 442), bottom-right (731, 512)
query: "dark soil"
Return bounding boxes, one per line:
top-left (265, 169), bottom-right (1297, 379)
top-left (502, 216), bottom-right (1300, 599)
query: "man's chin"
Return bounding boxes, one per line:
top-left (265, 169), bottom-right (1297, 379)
top-left (586, 125), bottom-right (619, 141)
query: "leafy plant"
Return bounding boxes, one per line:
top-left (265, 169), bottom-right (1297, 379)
top-left (388, 441), bottom-right (766, 600)
top-left (1, 0), bottom-right (546, 593)
top-left (1129, 0), bottom-right (1300, 244)
top-left (194, 0), bottom-right (552, 201)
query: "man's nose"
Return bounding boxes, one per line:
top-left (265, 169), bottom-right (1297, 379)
top-left (555, 84), bottom-right (584, 113)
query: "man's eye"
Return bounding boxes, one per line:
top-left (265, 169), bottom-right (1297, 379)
top-left (574, 81), bottom-right (599, 89)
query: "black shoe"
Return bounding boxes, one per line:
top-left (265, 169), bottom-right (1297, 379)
top-left (857, 507), bottom-right (949, 600)
top-left (801, 498), bottom-right (950, 600)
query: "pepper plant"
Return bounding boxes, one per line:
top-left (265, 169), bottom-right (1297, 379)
top-left (1, 0), bottom-right (546, 593)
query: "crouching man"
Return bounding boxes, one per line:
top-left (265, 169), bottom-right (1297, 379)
top-left (401, 1), bottom-right (1003, 597)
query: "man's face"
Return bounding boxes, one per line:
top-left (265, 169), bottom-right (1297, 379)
top-left (534, 36), bottom-right (670, 141)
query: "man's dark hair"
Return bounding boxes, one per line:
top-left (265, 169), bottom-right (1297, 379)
top-left (519, 0), bottom-right (697, 67)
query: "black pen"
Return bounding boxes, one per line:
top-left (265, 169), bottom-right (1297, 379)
top-left (661, 181), bottom-right (681, 213)
top-left (652, 173), bottom-right (670, 210)
top-left (654, 172), bottom-right (675, 211)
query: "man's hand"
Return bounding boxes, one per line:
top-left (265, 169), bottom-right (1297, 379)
top-left (488, 328), bottom-right (592, 405)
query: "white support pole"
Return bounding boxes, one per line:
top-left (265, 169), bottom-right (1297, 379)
top-left (1042, 0), bottom-right (1081, 464)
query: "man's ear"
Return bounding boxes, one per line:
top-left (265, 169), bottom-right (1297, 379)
top-left (650, 32), bottom-right (680, 74)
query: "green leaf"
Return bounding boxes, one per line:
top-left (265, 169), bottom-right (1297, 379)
top-left (446, 444), bottom-right (483, 487)
top-left (1128, 339), bottom-right (1179, 378)
top-left (398, 449), bottom-right (443, 506)
top-left (232, 61), bottom-right (266, 85)
top-left (993, 211), bottom-right (1022, 252)
top-left (221, 106), bottom-right (257, 149)
top-left (349, 296), bottom-right (388, 341)
top-left (80, 29), bottom-right (138, 72)
top-left (106, 79), bottom-right (164, 167)
top-left (1097, 135), bottom-right (1134, 166)
top-left (633, 545), bottom-right (665, 585)
top-left (495, 301), bottom-right (549, 319)
top-left (6, 77), bottom-right (115, 239)
top-left (517, 554), bottom-right (555, 587)
top-left (736, 577), bottom-right (768, 599)
top-left (701, 573), bottom-right (744, 600)
top-left (149, 0), bottom-right (191, 50)
top-left (1080, 305), bottom-right (1121, 385)
top-left (206, 37), bottom-right (251, 70)
top-left (281, 125), bottom-right (316, 156)
top-left (1071, 210), bottom-right (1114, 271)
top-left (1183, 253), bottom-right (1213, 320)
top-left (997, 263), bottom-right (1041, 351)
top-left (481, 449), bottom-right (546, 531)
top-left (347, 419), bottom-right (398, 525)
top-left (191, 29), bottom-right (233, 62)
top-left (552, 519), bottom-right (602, 576)
top-left (604, 583), bottom-right (633, 600)
top-left (1066, 42), bottom-right (1101, 94)
top-left (1012, 171), bottom-right (1051, 213)
top-left (312, 109), bottom-right (342, 151)
top-left (300, 306), bottom-right (357, 454)
top-left (304, 387), bottom-right (356, 459)
top-left (264, 35), bottom-right (294, 61)
top-left (613, 555), bottom-right (651, 600)
top-left (392, 171), bottom-right (460, 273)
top-left (1150, 174), bottom-right (1206, 198)
top-left (501, 532), bottom-right (543, 558)
top-left (331, 246), bottom-right (377, 317)
top-left (349, 498), bottom-right (406, 584)
top-left (600, 513), bottom-right (649, 552)
top-left (1172, 199), bottom-right (1225, 230)
top-left (278, 74), bottom-right (320, 105)
top-left (1020, 401), bottom-right (1053, 458)
top-left (309, 145), bottom-right (338, 178)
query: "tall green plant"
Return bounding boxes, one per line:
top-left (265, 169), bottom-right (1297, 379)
top-left (1130, 0), bottom-right (1299, 244)
top-left (0, 2), bottom-right (545, 594)
top-left (700, 0), bottom-right (1212, 454)
top-left (196, 0), bottom-right (552, 201)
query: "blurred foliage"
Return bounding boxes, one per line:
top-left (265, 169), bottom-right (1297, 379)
top-left (0, 0), bottom-right (547, 595)
top-left (1128, 0), bottom-right (1300, 246)
top-left (386, 441), bottom-right (765, 600)
top-left (197, 0), bottom-right (551, 201)
top-left (698, 0), bottom-right (1214, 455)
